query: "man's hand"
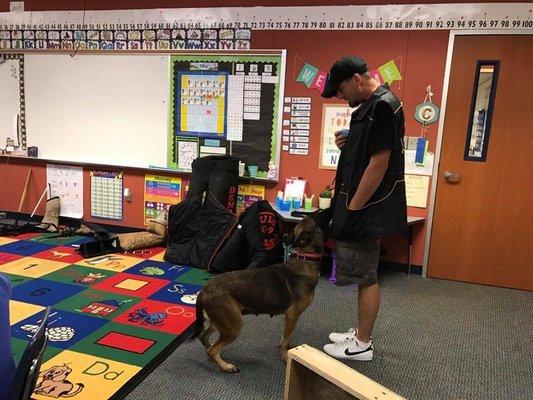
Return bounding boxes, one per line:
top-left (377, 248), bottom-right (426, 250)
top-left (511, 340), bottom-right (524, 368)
top-left (334, 130), bottom-right (348, 149)
top-left (348, 150), bottom-right (391, 210)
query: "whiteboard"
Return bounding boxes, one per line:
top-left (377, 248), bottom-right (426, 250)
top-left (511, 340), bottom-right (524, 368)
top-left (0, 58), bottom-right (20, 148)
top-left (25, 53), bottom-right (169, 168)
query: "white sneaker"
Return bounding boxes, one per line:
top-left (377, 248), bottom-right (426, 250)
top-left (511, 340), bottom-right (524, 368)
top-left (328, 327), bottom-right (357, 343)
top-left (323, 338), bottom-right (374, 361)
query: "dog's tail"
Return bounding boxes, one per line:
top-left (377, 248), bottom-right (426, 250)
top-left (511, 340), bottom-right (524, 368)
top-left (191, 296), bottom-right (204, 339)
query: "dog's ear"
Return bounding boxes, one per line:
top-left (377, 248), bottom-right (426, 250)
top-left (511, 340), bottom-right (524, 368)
top-left (311, 208), bottom-right (332, 233)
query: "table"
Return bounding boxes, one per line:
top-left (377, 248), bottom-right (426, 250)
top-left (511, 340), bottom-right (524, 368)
top-left (271, 203), bottom-right (425, 275)
top-left (269, 203), bottom-right (319, 223)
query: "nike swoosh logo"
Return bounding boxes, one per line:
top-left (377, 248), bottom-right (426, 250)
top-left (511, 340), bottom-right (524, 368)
top-left (344, 346), bottom-right (372, 356)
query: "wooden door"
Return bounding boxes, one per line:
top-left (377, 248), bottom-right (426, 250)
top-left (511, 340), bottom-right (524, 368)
top-left (428, 35), bottom-right (533, 290)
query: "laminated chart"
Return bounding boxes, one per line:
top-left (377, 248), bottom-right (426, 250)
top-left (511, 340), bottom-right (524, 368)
top-left (144, 175), bottom-right (181, 225)
top-left (178, 72), bottom-right (227, 138)
top-left (90, 171), bottom-right (123, 220)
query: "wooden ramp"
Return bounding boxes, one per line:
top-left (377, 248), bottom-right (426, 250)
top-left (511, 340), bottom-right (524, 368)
top-left (285, 344), bottom-right (405, 400)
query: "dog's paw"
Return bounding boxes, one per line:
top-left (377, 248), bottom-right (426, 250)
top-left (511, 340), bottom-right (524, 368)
top-left (222, 364), bottom-right (240, 373)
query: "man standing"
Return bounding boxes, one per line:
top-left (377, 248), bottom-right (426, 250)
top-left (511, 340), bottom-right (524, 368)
top-left (321, 56), bottom-right (407, 361)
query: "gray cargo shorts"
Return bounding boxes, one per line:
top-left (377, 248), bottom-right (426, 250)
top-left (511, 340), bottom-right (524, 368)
top-left (335, 239), bottom-right (380, 286)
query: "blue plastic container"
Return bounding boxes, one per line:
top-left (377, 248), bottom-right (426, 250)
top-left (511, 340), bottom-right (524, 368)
top-left (279, 200), bottom-right (291, 211)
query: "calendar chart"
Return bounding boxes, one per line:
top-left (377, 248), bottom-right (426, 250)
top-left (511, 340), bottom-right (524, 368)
top-left (178, 72), bottom-right (227, 137)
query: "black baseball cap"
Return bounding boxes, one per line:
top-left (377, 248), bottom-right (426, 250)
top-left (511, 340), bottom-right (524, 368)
top-left (321, 56), bottom-right (368, 98)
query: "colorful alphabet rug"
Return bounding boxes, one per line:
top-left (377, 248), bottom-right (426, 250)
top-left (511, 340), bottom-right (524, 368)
top-left (1, 232), bottom-right (210, 400)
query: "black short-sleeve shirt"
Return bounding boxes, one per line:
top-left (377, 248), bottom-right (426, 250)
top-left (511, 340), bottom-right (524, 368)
top-left (368, 101), bottom-right (401, 156)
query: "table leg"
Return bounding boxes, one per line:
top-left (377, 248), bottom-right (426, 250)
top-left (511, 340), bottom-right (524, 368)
top-left (407, 225), bottom-right (413, 276)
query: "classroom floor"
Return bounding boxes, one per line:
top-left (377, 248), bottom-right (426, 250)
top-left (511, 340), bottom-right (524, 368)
top-left (2, 232), bottom-right (209, 400)
top-left (126, 271), bottom-right (533, 400)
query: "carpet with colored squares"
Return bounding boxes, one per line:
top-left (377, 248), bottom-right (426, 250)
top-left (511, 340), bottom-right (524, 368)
top-left (0, 232), bottom-right (211, 400)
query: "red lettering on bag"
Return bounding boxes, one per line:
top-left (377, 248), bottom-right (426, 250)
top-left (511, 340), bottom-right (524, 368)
top-left (227, 186), bottom-right (237, 210)
top-left (259, 211), bottom-right (279, 249)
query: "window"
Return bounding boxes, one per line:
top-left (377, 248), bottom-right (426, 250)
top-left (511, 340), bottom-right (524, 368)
top-left (464, 61), bottom-right (500, 161)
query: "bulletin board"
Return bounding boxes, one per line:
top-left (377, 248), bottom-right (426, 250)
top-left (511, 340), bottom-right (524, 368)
top-left (168, 53), bottom-right (285, 179)
top-left (0, 50), bottom-right (285, 181)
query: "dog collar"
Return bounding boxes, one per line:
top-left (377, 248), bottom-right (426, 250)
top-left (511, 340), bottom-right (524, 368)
top-left (290, 251), bottom-right (322, 261)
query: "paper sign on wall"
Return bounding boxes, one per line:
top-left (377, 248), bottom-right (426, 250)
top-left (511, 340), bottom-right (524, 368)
top-left (46, 164), bottom-right (83, 218)
top-left (405, 174), bottom-right (430, 208)
top-left (282, 97), bottom-right (311, 155)
top-left (404, 149), bottom-right (434, 176)
top-left (176, 136), bottom-right (199, 171)
top-left (284, 178), bottom-right (306, 201)
top-left (320, 104), bottom-right (356, 169)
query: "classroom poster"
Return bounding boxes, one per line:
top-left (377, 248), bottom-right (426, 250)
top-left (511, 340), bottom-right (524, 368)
top-left (319, 104), bottom-right (356, 169)
top-left (144, 175), bottom-right (181, 225)
top-left (236, 184), bottom-right (265, 215)
top-left (90, 170), bottom-right (123, 220)
top-left (46, 164), bottom-right (83, 218)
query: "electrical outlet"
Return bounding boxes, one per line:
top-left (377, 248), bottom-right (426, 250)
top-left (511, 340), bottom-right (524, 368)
top-left (123, 188), bottom-right (133, 202)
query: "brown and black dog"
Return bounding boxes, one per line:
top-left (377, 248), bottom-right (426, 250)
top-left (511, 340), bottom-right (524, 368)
top-left (194, 216), bottom-right (324, 373)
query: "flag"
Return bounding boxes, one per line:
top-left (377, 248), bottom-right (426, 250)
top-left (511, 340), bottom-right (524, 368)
top-left (310, 70), bottom-right (327, 93)
top-left (378, 60), bottom-right (402, 84)
top-left (296, 63), bottom-right (319, 88)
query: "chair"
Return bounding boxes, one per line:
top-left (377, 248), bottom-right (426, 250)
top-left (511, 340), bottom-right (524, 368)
top-left (0, 273), bottom-right (16, 400)
top-left (8, 306), bottom-right (52, 400)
